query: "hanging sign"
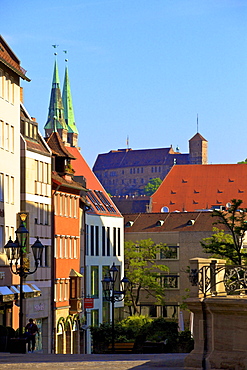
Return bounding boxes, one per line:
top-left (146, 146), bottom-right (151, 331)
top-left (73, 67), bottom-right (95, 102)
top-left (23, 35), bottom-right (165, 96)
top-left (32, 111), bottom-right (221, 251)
top-left (84, 298), bottom-right (94, 309)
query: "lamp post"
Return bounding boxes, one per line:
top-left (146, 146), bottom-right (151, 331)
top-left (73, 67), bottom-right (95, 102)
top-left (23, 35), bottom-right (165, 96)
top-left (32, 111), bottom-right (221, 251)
top-left (4, 214), bottom-right (44, 338)
top-left (102, 263), bottom-right (129, 353)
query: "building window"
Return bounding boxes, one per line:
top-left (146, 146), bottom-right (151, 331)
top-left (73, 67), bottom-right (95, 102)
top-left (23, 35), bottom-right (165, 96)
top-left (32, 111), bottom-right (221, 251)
top-left (5, 175), bottom-right (9, 203)
top-left (0, 173), bottom-right (4, 202)
top-left (162, 305), bottom-right (179, 319)
top-left (113, 227), bottom-right (116, 256)
top-left (160, 274), bottom-right (179, 289)
top-left (0, 120), bottom-right (3, 148)
top-left (59, 237), bottom-right (63, 258)
top-left (90, 225), bottom-right (94, 256)
top-left (107, 227), bottom-right (110, 256)
top-left (85, 225), bottom-right (89, 256)
top-left (91, 309), bottom-right (99, 327)
top-left (160, 246), bottom-right (179, 260)
top-left (40, 245), bottom-right (49, 267)
top-left (91, 266), bottom-right (99, 298)
top-left (64, 237), bottom-right (68, 258)
top-left (5, 123), bottom-right (9, 151)
top-left (95, 226), bottom-right (99, 256)
top-left (70, 278), bottom-right (76, 299)
top-left (10, 176), bottom-right (14, 204)
top-left (73, 238), bottom-right (77, 258)
top-left (102, 226), bottom-right (106, 256)
top-left (117, 228), bottom-right (121, 256)
top-left (140, 305), bottom-right (157, 317)
top-left (10, 126), bottom-right (14, 153)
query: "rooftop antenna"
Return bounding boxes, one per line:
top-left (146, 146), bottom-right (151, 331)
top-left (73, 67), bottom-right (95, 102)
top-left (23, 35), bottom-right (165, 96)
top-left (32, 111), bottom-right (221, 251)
top-left (197, 114), bottom-right (199, 133)
top-left (127, 135), bottom-right (129, 149)
top-left (52, 44), bottom-right (59, 56)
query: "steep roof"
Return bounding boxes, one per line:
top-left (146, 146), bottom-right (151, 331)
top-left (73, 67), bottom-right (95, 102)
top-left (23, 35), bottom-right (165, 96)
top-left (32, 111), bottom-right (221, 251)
top-left (20, 105), bottom-right (51, 156)
top-left (189, 132), bottom-right (207, 142)
top-left (124, 211), bottom-right (229, 233)
top-left (46, 132), bottom-right (75, 159)
top-left (93, 147), bottom-right (189, 171)
top-left (151, 164), bottom-right (247, 213)
top-left (0, 35), bottom-right (30, 81)
top-left (44, 59), bottom-right (67, 131)
top-left (62, 65), bottom-right (78, 134)
top-left (52, 171), bottom-right (86, 192)
top-left (67, 146), bottom-right (122, 217)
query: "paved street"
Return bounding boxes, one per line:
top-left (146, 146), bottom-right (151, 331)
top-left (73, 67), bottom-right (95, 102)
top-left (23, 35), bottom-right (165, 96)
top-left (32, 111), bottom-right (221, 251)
top-left (0, 353), bottom-right (187, 370)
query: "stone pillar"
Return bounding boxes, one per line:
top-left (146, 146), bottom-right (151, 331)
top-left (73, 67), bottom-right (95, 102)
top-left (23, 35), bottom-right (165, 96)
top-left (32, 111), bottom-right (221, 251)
top-left (185, 258), bottom-right (247, 369)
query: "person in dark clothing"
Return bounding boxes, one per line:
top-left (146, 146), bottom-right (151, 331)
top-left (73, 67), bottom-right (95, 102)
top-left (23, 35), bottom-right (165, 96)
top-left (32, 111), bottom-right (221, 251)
top-left (25, 318), bottom-right (39, 352)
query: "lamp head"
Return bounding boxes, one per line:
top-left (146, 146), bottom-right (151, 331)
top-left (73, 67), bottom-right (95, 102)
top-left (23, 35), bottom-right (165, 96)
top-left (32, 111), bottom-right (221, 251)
top-left (31, 237), bottom-right (44, 264)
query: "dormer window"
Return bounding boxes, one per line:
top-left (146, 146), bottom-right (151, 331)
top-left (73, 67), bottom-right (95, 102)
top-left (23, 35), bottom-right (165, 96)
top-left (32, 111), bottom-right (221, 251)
top-left (156, 220), bottom-right (164, 227)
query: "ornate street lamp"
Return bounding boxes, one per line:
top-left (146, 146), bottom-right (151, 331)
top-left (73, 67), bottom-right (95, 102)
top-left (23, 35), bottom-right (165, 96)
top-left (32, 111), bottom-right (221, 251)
top-left (4, 214), bottom-right (44, 338)
top-left (102, 263), bottom-right (129, 353)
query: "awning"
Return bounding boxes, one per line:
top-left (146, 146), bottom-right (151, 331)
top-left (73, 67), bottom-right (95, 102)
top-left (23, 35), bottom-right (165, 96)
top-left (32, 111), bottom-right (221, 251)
top-left (70, 269), bottom-right (83, 277)
top-left (0, 284), bottom-right (41, 303)
top-left (0, 286), bottom-right (15, 302)
top-left (9, 284), bottom-right (41, 299)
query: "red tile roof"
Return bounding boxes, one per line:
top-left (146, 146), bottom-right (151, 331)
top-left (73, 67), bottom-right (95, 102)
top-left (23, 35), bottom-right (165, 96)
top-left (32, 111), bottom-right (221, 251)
top-left (66, 146), bottom-right (122, 217)
top-left (124, 211), bottom-right (228, 233)
top-left (151, 164), bottom-right (247, 212)
top-left (46, 132), bottom-right (75, 159)
top-left (0, 35), bottom-right (30, 81)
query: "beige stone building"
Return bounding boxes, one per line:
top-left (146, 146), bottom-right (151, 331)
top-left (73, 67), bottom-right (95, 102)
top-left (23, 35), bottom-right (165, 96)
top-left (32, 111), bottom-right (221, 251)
top-left (124, 211), bottom-right (227, 326)
top-left (0, 35), bottom-right (31, 329)
top-left (20, 104), bottom-right (53, 353)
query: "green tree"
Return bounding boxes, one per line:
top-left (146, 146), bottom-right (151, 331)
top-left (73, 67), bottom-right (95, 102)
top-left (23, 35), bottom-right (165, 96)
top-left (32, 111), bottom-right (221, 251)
top-left (237, 159), bottom-right (247, 164)
top-left (124, 238), bottom-right (168, 315)
top-left (144, 178), bottom-right (162, 196)
top-left (201, 199), bottom-right (247, 265)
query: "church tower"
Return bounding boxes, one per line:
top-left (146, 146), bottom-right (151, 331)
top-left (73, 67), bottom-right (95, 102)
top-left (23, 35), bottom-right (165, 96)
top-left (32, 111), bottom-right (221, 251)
top-left (44, 59), bottom-right (68, 143)
top-left (62, 63), bottom-right (79, 147)
top-left (189, 132), bottom-right (208, 164)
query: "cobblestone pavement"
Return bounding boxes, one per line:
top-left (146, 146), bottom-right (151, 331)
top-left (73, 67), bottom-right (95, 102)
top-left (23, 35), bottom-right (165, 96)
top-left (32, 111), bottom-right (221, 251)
top-left (0, 353), bottom-right (187, 370)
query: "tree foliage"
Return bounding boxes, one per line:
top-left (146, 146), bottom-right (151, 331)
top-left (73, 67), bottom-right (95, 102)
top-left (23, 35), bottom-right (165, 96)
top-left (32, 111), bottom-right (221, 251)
top-left (124, 238), bottom-right (168, 315)
top-left (237, 159), bottom-right (247, 164)
top-left (201, 199), bottom-right (247, 265)
top-left (144, 178), bottom-right (162, 196)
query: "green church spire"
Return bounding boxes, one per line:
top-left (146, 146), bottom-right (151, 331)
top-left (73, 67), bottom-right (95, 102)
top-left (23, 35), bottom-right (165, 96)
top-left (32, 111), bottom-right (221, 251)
top-left (62, 64), bottom-right (79, 135)
top-left (44, 59), bottom-right (67, 133)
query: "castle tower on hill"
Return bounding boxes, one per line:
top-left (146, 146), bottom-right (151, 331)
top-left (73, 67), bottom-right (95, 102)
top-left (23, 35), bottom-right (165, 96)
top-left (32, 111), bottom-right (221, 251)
top-left (189, 132), bottom-right (208, 165)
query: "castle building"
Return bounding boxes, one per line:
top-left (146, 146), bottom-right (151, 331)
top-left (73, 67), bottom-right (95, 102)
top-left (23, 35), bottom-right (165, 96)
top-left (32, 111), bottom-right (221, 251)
top-left (93, 133), bottom-right (208, 196)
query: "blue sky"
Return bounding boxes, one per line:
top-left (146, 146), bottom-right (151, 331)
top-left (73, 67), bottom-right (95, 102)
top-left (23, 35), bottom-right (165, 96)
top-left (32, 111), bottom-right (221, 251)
top-left (2, 0), bottom-right (247, 167)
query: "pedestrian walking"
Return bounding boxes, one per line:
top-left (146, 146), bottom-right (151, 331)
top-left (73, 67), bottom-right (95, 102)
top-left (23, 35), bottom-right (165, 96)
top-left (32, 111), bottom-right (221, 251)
top-left (25, 318), bottom-right (39, 353)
